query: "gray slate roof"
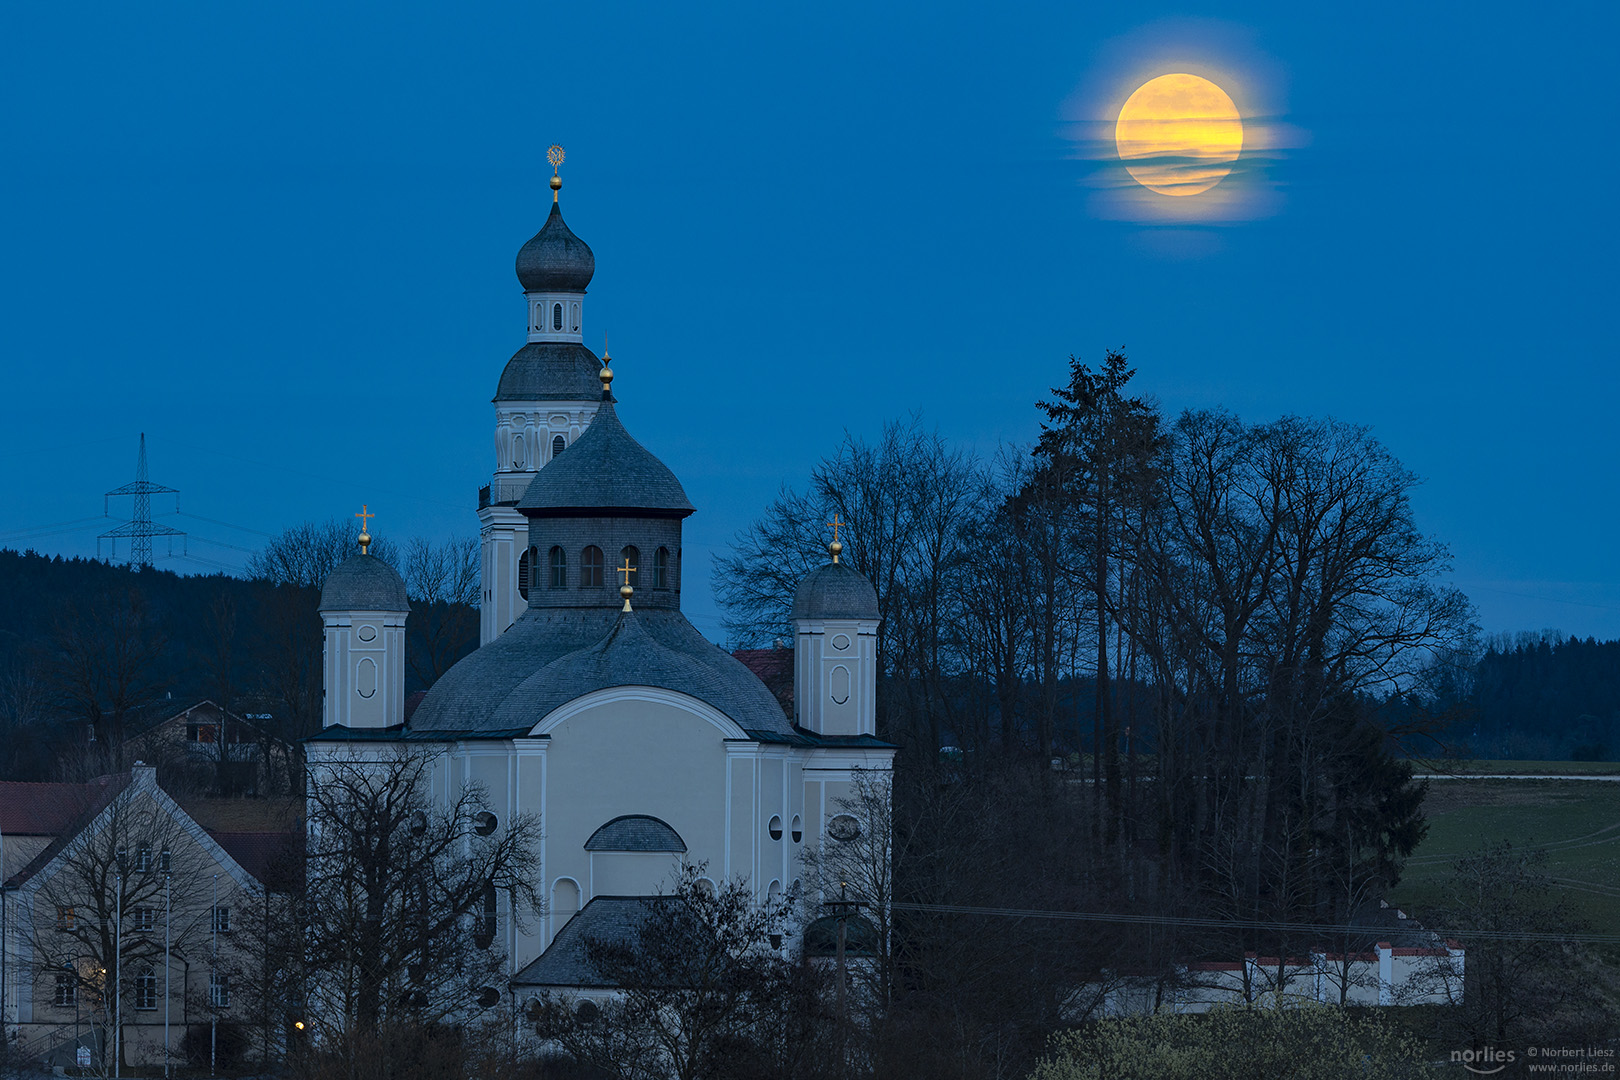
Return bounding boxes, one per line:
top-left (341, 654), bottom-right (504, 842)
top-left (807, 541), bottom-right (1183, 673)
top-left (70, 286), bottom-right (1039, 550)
top-left (494, 341), bottom-right (606, 403)
top-left (790, 561), bottom-right (879, 621)
top-left (319, 553), bottom-right (410, 613)
top-left (517, 401), bottom-right (694, 517)
top-left (515, 201), bottom-right (595, 293)
top-left (584, 815), bottom-right (687, 852)
top-left (513, 896), bottom-right (676, 988)
top-left (408, 606), bottom-right (793, 737)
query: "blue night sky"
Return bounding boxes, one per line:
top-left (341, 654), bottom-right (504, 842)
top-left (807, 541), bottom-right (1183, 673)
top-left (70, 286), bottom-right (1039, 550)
top-left (2, 1), bottom-right (1615, 644)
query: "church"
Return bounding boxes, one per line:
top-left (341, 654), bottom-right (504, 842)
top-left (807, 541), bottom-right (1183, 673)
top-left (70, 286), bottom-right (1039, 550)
top-left (306, 151), bottom-right (894, 994)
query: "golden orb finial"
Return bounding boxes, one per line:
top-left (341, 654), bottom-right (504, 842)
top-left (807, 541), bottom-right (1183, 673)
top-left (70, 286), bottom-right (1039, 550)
top-left (826, 515), bottom-right (845, 563)
top-left (355, 504), bottom-right (375, 555)
top-left (829, 540), bottom-right (843, 563)
top-left (620, 584), bottom-right (634, 612)
top-left (547, 145), bottom-right (565, 202)
top-left (599, 342), bottom-right (614, 397)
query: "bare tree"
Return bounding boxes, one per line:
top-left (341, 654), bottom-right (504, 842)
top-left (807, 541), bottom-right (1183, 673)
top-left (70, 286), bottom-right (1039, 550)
top-left (46, 588), bottom-right (168, 750)
top-left (300, 747), bottom-right (541, 1050)
top-left (245, 518), bottom-right (398, 589)
top-left (401, 536), bottom-right (480, 687)
top-left (18, 770), bottom-right (244, 1074)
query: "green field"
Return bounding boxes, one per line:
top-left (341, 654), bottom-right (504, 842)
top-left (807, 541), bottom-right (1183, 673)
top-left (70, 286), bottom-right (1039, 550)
top-left (1387, 779), bottom-right (1620, 932)
top-left (1407, 758), bottom-right (1620, 776)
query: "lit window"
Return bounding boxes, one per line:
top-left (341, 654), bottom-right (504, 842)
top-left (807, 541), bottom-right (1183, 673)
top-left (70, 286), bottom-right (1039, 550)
top-left (553, 303), bottom-right (563, 331)
top-left (131, 906), bottom-right (154, 932)
top-left (549, 546), bottom-right (566, 588)
top-left (55, 973), bottom-right (76, 1007)
top-left (620, 546), bottom-right (640, 588)
top-left (517, 548), bottom-right (531, 601)
top-left (209, 973), bottom-right (230, 1008)
top-left (212, 906), bottom-right (231, 933)
top-left (581, 546), bottom-right (604, 587)
top-left (653, 547), bottom-right (669, 589)
top-left (56, 906), bottom-right (75, 930)
top-left (136, 973), bottom-right (157, 1010)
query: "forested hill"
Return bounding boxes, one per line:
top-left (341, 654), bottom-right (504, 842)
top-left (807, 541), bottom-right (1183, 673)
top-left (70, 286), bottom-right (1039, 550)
top-left (0, 547), bottom-right (477, 779)
top-left (1459, 636), bottom-right (1620, 760)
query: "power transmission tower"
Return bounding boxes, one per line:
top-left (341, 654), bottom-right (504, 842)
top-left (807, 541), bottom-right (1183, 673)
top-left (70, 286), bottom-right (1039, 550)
top-left (100, 433), bottom-right (185, 569)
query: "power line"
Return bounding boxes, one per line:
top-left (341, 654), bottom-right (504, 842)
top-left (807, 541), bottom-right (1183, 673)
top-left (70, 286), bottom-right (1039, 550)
top-left (0, 516), bottom-right (109, 541)
top-left (166, 511), bottom-right (275, 539)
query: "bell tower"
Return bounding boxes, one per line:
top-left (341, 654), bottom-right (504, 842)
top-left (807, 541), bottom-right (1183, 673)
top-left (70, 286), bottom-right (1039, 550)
top-left (479, 146), bottom-right (608, 644)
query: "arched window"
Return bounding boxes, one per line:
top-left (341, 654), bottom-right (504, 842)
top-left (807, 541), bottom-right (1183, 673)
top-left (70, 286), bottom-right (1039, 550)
top-left (620, 546), bottom-right (640, 588)
top-left (476, 881), bottom-right (497, 948)
top-left (517, 548), bottom-right (531, 601)
top-left (549, 546), bottom-right (567, 588)
top-left (653, 546), bottom-right (670, 589)
top-left (552, 434), bottom-right (566, 458)
top-left (581, 545), bottom-right (604, 587)
top-left (552, 303), bottom-right (563, 331)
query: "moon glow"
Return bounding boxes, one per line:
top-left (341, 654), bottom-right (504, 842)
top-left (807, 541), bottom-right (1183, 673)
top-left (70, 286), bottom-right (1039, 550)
top-left (1115, 74), bottom-right (1243, 196)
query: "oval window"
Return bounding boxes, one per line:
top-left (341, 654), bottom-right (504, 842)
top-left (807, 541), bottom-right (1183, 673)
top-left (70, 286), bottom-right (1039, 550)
top-left (829, 665), bottom-right (851, 705)
top-left (768, 815), bottom-right (783, 842)
top-left (831, 633), bottom-right (851, 650)
top-left (357, 625), bottom-right (377, 642)
top-left (356, 657), bottom-right (377, 699)
top-left (791, 815), bottom-right (803, 843)
top-left (828, 814), bottom-right (861, 842)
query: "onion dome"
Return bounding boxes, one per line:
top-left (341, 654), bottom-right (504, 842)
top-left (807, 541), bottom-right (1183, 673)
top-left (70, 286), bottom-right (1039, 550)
top-left (516, 202), bottom-right (595, 293)
top-left (319, 553), bottom-right (410, 613)
top-left (518, 401), bottom-right (694, 518)
top-left (791, 560), bottom-right (879, 621)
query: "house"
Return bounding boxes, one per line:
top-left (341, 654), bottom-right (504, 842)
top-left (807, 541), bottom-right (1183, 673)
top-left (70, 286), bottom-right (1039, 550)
top-left (0, 764), bottom-right (295, 1069)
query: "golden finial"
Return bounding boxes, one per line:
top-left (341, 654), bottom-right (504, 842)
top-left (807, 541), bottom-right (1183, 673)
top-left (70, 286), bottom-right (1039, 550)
top-left (599, 341), bottom-right (614, 397)
top-left (355, 504), bottom-right (374, 555)
top-left (827, 514), bottom-right (844, 563)
top-left (548, 145), bottom-right (565, 203)
top-left (617, 557), bottom-right (636, 612)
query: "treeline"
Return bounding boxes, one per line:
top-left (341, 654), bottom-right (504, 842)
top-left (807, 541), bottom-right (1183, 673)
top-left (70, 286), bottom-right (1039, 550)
top-left (1441, 632), bottom-right (1620, 760)
top-left (718, 354), bottom-right (1482, 1074)
top-left (0, 522), bottom-right (479, 785)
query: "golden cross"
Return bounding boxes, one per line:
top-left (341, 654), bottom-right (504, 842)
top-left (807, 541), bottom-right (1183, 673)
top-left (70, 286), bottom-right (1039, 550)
top-left (827, 515), bottom-right (844, 544)
top-left (355, 504), bottom-right (374, 531)
top-left (617, 557), bottom-right (637, 586)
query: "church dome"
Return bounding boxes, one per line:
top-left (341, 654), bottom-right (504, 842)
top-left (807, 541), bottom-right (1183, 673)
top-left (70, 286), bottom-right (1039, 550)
top-left (791, 561), bottom-right (879, 621)
top-left (494, 341), bottom-right (605, 402)
top-left (516, 202), bottom-right (595, 293)
top-left (518, 401), bottom-right (694, 518)
top-left (407, 607), bottom-right (794, 737)
top-left (319, 554), bottom-right (410, 613)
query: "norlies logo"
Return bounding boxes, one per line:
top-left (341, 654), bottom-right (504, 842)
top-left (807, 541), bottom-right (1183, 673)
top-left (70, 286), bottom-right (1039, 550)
top-left (1454, 1047), bottom-right (1518, 1074)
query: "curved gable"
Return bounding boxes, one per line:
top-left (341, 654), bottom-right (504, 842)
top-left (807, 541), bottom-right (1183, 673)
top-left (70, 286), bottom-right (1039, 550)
top-left (584, 815), bottom-right (687, 853)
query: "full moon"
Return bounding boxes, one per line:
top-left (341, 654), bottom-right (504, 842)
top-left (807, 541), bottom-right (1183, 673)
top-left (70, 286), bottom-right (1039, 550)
top-left (1115, 74), bottom-right (1243, 196)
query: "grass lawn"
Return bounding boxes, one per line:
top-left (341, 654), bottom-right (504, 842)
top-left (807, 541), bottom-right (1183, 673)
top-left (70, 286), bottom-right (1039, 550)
top-left (1387, 779), bottom-right (1620, 934)
top-left (1405, 758), bottom-right (1620, 776)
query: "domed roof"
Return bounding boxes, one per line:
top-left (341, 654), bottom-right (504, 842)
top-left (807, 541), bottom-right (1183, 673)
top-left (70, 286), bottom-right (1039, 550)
top-left (516, 202), bottom-right (595, 293)
top-left (518, 401), bottom-right (694, 517)
top-left (407, 607), bottom-right (793, 737)
top-left (494, 341), bottom-right (605, 402)
top-left (791, 560), bottom-right (879, 621)
top-left (319, 553), bottom-right (410, 613)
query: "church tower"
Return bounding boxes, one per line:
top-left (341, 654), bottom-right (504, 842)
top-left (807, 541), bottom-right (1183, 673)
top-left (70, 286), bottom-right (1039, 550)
top-left (479, 146), bottom-right (608, 644)
top-left (790, 534), bottom-right (881, 736)
top-left (318, 512), bottom-right (411, 729)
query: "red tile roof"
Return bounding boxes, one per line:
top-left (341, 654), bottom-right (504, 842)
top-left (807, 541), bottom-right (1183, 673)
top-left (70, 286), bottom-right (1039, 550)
top-left (732, 647), bottom-right (793, 716)
top-left (0, 776), bottom-right (126, 837)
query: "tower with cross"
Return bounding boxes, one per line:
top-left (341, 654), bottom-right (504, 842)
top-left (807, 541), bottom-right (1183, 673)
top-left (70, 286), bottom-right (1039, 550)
top-left (479, 144), bottom-right (614, 647)
top-left (316, 504), bottom-right (411, 730)
top-left (789, 519), bottom-right (882, 737)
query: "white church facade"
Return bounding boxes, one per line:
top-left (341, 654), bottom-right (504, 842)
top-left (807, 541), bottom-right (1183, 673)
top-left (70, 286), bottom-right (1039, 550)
top-left (307, 159), bottom-right (894, 993)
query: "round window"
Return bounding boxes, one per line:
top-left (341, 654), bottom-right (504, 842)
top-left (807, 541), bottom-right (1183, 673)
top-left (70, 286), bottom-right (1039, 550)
top-left (473, 811), bottom-right (498, 836)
